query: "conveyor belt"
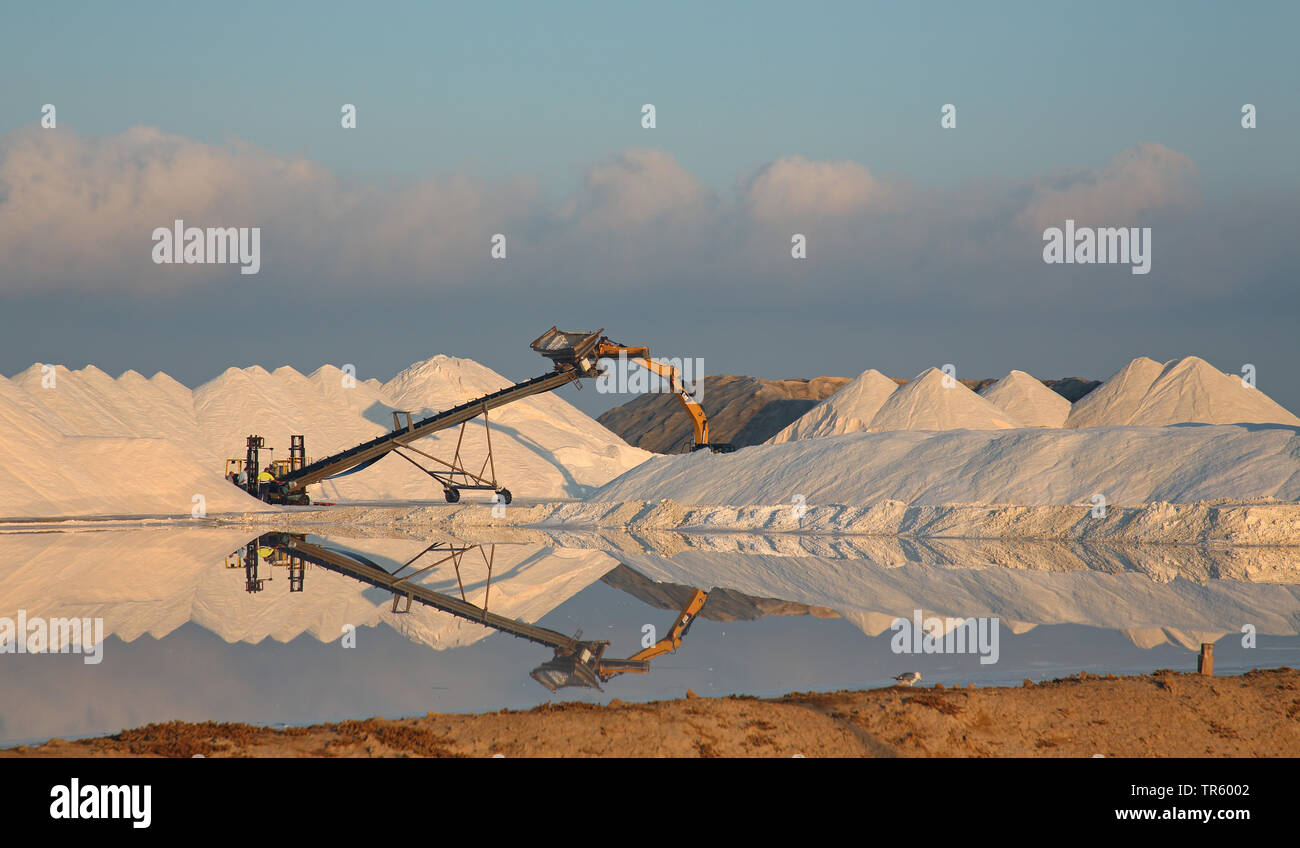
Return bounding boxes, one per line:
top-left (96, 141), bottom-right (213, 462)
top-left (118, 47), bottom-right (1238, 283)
top-left (264, 534), bottom-right (581, 652)
top-left (279, 368), bottom-right (579, 493)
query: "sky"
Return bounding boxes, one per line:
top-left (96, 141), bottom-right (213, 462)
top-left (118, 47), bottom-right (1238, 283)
top-left (1, 0), bottom-right (1298, 418)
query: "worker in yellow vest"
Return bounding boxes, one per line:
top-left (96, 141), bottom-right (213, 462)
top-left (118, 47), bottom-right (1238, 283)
top-left (256, 468), bottom-right (275, 500)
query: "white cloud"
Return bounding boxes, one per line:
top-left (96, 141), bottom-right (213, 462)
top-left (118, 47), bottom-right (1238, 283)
top-left (741, 155), bottom-right (881, 221)
top-left (563, 148), bottom-right (709, 230)
top-left (0, 127), bottom-right (538, 294)
top-left (0, 128), bottom-right (1244, 306)
top-left (1014, 142), bottom-right (1197, 233)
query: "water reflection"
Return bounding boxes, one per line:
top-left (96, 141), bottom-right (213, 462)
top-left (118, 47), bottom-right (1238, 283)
top-left (236, 532), bottom-right (707, 691)
top-left (2, 526), bottom-right (1298, 744)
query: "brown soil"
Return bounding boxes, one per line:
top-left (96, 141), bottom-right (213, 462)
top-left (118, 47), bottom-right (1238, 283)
top-left (5, 668), bottom-right (1297, 758)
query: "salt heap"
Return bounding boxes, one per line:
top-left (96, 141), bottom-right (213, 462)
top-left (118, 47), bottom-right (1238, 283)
top-left (0, 371), bottom-right (258, 518)
top-left (978, 370), bottom-right (1071, 428)
top-left (0, 355), bottom-right (651, 518)
top-left (1063, 357), bottom-right (1163, 429)
top-left (866, 367), bottom-right (1022, 431)
top-left (767, 369), bottom-right (898, 443)
top-left (593, 424), bottom-right (1300, 507)
top-left (1066, 356), bottom-right (1300, 428)
top-left (357, 355), bottom-right (651, 502)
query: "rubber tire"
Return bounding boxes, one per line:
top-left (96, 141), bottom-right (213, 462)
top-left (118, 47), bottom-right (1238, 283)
top-left (444, 488), bottom-right (460, 503)
top-left (498, 489), bottom-right (512, 505)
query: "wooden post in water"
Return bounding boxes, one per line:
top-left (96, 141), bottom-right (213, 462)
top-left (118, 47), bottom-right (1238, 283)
top-left (1198, 642), bottom-right (1214, 675)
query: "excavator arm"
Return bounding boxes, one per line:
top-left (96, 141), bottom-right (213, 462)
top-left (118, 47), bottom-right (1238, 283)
top-left (591, 338), bottom-right (732, 453)
top-left (599, 588), bottom-right (709, 681)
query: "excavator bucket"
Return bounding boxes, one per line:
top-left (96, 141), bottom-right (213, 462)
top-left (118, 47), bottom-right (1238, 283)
top-left (528, 642), bottom-right (609, 691)
top-left (529, 327), bottom-right (604, 367)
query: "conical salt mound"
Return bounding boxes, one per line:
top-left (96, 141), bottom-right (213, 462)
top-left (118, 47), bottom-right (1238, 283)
top-left (1065, 356), bottom-right (1163, 428)
top-left (383, 355), bottom-right (509, 410)
top-left (1067, 355), bottom-right (1300, 428)
top-left (979, 370), bottom-right (1070, 428)
top-left (868, 368), bottom-right (1022, 431)
top-left (767, 368), bottom-right (897, 443)
top-left (1128, 356), bottom-right (1300, 426)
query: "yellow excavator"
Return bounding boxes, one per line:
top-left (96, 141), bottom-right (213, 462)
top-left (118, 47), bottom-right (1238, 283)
top-left (585, 336), bottom-right (732, 452)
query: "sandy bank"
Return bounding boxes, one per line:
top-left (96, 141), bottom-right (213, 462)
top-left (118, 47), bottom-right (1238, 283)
top-left (8, 668), bottom-right (1296, 758)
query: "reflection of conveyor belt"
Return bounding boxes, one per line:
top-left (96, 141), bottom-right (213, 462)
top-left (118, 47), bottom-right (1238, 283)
top-left (265, 533), bottom-right (582, 652)
top-left (279, 369), bottom-right (579, 494)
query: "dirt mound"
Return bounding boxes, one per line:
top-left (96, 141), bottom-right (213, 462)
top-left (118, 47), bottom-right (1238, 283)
top-left (597, 374), bottom-right (849, 453)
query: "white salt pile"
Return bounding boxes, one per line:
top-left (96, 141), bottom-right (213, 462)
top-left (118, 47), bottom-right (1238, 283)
top-left (770, 366), bottom-right (1020, 444)
top-left (865, 367), bottom-right (1022, 431)
top-left (1067, 355), bottom-right (1300, 428)
top-left (767, 368), bottom-right (897, 443)
top-left (0, 373), bottom-right (255, 518)
top-left (1064, 356), bottom-right (1164, 429)
top-left (978, 370), bottom-right (1071, 428)
top-left (593, 424), bottom-right (1300, 507)
top-left (0, 356), bottom-right (650, 518)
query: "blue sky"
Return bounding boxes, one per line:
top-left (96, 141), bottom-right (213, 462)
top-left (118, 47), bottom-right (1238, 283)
top-left (1, 1), bottom-right (1298, 415)
top-left (5, 0), bottom-right (1296, 193)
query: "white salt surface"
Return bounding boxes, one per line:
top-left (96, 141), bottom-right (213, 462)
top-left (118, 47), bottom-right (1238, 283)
top-left (1067, 356), bottom-right (1300, 428)
top-left (593, 423), bottom-right (1300, 507)
top-left (866, 367), bottom-right (1022, 431)
top-left (979, 370), bottom-right (1071, 428)
top-left (0, 357), bottom-right (650, 518)
top-left (767, 368), bottom-right (898, 442)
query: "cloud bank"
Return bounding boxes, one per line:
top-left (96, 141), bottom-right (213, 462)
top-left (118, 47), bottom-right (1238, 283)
top-left (1, 127), bottom-right (1292, 308)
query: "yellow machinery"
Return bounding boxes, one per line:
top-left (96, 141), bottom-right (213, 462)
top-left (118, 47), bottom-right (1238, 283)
top-left (597, 588), bottom-right (709, 682)
top-left (532, 328), bottom-right (733, 453)
top-left (590, 338), bottom-right (728, 451)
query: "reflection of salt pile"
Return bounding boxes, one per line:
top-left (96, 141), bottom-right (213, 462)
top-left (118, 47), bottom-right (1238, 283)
top-left (0, 356), bottom-right (650, 518)
top-left (1067, 355), bottom-right (1300, 428)
top-left (608, 543), bottom-right (1300, 650)
top-left (979, 370), bottom-right (1070, 428)
top-left (0, 528), bottom-right (619, 651)
top-left (767, 369), bottom-right (897, 442)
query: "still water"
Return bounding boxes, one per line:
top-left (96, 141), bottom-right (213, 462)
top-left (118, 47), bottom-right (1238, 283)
top-left (2, 526), bottom-right (1298, 745)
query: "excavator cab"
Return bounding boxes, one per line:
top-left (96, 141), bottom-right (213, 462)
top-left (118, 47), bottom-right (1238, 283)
top-left (529, 641), bottom-right (617, 691)
top-left (530, 589), bottom-right (709, 691)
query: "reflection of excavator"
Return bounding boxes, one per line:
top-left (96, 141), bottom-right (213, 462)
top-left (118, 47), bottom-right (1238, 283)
top-left (233, 532), bottom-right (709, 692)
top-left (228, 327), bottom-right (732, 506)
top-left (593, 588), bottom-right (707, 682)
